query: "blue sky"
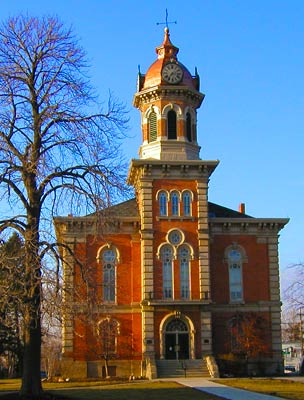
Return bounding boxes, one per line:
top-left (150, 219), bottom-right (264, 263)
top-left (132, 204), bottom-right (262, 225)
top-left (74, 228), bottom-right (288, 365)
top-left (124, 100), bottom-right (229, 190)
top-left (1, 0), bottom-right (303, 287)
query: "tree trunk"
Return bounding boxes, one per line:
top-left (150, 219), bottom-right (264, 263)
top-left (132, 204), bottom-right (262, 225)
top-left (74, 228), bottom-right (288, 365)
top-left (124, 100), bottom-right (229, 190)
top-left (104, 357), bottom-right (110, 379)
top-left (20, 220), bottom-right (43, 398)
top-left (20, 302), bottom-right (42, 397)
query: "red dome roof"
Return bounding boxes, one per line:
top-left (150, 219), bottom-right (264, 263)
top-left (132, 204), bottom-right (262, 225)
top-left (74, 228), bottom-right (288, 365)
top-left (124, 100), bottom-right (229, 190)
top-left (142, 28), bottom-right (197, 90)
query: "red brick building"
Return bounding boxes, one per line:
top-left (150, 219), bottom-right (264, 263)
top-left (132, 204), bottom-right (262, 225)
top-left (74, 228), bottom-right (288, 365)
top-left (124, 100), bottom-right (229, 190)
top-left (54, 28), bottom-right (288, 379)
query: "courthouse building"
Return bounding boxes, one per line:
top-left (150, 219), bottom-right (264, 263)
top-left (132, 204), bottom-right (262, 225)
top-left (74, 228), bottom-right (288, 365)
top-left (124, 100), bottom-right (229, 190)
top-left (54, 27), bottom-right (288, 378)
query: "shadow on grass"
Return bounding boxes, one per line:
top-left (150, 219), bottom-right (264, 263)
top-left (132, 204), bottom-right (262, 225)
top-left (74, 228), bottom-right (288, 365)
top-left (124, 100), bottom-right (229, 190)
top-left (50, 382), bottom-right (223, 400)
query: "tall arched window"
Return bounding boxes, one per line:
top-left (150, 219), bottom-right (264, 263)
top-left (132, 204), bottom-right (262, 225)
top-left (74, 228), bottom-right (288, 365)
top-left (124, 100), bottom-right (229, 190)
top-left (102, 249), bottom-right (116, 302)
top-left (167, 110), bottom-right (177, 139)
top-left (161, 245), bottom-right (173, 299)
top-left (178, 246), bottom-right (190, 299)
top-left (159, 191), bottom-right (168, 216)
top-left (171, 191), bottom-right (179, 216)
top-left (228, 249), bottom-right (243, 302)
top-left (97, 318), bottom-right (120, 354)
top-left (182, 191), bottom-right (191, 216)
top-left (148, 110), bottom-right (157, 142)
top-left (186, 112), bottom-right (192, 142)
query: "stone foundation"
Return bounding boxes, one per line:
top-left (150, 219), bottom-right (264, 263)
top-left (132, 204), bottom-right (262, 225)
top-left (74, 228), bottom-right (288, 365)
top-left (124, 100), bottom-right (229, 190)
top-left (60, 357), bottom-right (143, 379)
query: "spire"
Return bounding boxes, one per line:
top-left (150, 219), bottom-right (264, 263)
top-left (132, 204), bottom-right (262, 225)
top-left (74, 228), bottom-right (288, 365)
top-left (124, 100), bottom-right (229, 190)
top-left (156, 27), bottom-right (179, 61)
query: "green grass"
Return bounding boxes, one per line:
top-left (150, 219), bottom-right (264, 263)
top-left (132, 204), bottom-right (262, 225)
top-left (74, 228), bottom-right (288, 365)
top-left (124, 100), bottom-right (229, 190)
top-left (0, 379), bottom-right (224, 400)
top-left (214, 378), bottom-right (304, 400)
top-left (3, 377), bottom-right (304, 400)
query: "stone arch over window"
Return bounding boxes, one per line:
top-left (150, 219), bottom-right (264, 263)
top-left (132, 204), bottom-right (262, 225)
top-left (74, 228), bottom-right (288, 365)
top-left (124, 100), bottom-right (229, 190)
top-left (170, 190), bottom-right (180, 216)
top-left (97, 245), bottom-right (120, 303)
top-left (159, 313), bottom-right (196, 359)
top-left (143, 106), bottom-right (161, 124)
top-left (181, 190), bottom-right (193, 216)
top-left (97, 244), bottom-right (121, 263)
top-left (162, 103), bottom-right (183, 118)
top-left (156, 190), bottom-right (169, 216)
top-left (97, 317), bottom-right (120, 354)
top-left (224, 244), bottom-right (247, 303)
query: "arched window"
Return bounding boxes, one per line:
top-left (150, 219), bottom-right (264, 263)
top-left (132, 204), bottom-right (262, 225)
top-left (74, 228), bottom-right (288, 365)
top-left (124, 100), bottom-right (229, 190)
top-left (160, 245), bottom-right (173, 299)
top-left (102, 249), bottom-right (116, 302)
top-left (178, 246), bottom-right (190, 299)
top-left (97, 318), bottom-right (120, 354)
top-left (171, 191), bottom-right (179, 216)
top-left (159, 191), bottom-right (168, 216)
top-left (182, 191), bottom-right (191, 216)
top-left (148, 110), bottom-right (157, 142)
top-left (167, 110), bottom-right (177, 139)
top-left (228, 249), bottom-right (243, 302)
top-left (186, 112), bottom-right (192, 142)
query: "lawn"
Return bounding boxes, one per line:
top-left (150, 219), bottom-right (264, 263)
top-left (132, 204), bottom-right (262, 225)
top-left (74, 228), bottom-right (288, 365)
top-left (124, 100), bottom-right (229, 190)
top-left (214, 378), bottom-right (304, 400)
top-left (2, 377), bottom-right (304, 400)
top-left (0, 379), bottom-right (224, 400)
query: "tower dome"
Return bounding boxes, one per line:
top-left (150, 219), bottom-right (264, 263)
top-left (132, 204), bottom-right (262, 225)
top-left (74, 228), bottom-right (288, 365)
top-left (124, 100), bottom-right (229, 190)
top-left (142, 27), bottom-right (198, 90)
top-left (134, 28), bottom-right (204, 161)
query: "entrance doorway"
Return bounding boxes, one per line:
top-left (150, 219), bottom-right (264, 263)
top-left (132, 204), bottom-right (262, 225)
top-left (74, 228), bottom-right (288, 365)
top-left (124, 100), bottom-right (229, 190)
top-left (164, 318), bottom-right (189, 360)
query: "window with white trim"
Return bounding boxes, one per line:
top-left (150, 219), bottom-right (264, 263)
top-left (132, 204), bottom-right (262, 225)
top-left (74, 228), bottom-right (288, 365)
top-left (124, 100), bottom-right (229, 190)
top-left (228, 249), bottom-right (243, 302)
top-left (161, 245), bottom-right (173, 299)
top-left (171, 191), bottom-right (179, 216)
top-left (178, 245), bottom-right (190, 299)
top-left (102, 249), bottom-right (116, 302)
top-left (159, 191), bottom-right (168, 216)
top-left (182, 191), bottom-right (191, 216)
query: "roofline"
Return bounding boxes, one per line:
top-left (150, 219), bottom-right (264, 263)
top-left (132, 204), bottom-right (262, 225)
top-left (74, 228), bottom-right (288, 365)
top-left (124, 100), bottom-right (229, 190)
top-left (209, 217), bottom-right (289, 231)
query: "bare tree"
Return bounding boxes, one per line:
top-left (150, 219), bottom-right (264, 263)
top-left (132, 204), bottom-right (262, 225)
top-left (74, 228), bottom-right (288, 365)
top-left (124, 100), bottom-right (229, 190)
top-left (282, 307), bottom-right (302, 343)
top-left (284, 263), bottom-right (304, 309)
top-left (41, 335), bottom-right (61, 380)
top-left (0, 15), bottom-right (128, 398)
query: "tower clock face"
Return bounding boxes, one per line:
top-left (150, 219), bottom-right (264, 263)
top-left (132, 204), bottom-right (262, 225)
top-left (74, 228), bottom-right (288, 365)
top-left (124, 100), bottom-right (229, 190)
top-left (161, 63), bottom-right (183, 84)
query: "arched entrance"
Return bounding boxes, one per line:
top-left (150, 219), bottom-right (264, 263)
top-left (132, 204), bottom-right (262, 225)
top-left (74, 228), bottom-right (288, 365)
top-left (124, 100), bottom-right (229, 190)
top-left (164, 318), bottom-right (189, 360)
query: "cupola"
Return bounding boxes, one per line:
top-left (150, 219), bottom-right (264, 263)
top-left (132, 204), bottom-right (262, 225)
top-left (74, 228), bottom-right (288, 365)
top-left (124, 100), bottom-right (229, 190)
top-left (140, 27), bottom-right (198, 90)
top-left (134, 28), bottom-right (205, 161)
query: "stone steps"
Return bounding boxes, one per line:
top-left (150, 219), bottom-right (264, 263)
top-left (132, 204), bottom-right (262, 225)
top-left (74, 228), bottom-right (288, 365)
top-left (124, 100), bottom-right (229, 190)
top-left (156, 359), bottom-right (210, 378)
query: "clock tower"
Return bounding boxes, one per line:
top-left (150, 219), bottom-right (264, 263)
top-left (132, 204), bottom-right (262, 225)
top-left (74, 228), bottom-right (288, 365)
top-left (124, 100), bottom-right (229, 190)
top-left (134, 27), bottom-right (205, 161)
top-left (128, 27), bottom-right (219, 368)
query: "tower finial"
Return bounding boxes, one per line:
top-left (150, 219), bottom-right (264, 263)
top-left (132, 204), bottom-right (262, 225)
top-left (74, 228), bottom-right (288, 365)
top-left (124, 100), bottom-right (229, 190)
top-left (156, 9), bottom-right (177, 30)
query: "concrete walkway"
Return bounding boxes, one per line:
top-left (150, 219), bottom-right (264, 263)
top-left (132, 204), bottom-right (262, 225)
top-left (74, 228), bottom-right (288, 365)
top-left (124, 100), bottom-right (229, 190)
top-left (174, 378), bottom-right (287, 400)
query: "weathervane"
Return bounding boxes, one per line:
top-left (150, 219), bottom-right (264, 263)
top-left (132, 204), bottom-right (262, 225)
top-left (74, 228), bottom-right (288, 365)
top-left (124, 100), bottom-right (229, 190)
top-left (156, 9), bottom-right (177, 29)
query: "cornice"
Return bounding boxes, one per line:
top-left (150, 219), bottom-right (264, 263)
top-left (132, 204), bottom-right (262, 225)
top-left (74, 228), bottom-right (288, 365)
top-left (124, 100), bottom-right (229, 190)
top-left (127, 158), bottom-right (219, 186)
top-left (53, 215), bottom-right (140, 239)
top-left (133, 85), bottom-right (204, 109)
top-left (209, 217), bottom-right (289, 234)
top-left (209, 300), bottom-right (282, 312)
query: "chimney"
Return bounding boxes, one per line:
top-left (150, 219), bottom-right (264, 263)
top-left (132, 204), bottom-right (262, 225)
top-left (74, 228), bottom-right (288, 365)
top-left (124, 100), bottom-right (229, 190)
top-left (238, 203), bottom-right (245, 214)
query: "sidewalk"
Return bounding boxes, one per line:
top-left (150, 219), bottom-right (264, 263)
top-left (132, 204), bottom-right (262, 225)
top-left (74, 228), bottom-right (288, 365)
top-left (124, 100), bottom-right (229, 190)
top-left (174, 378), bottom-right (287, 400)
